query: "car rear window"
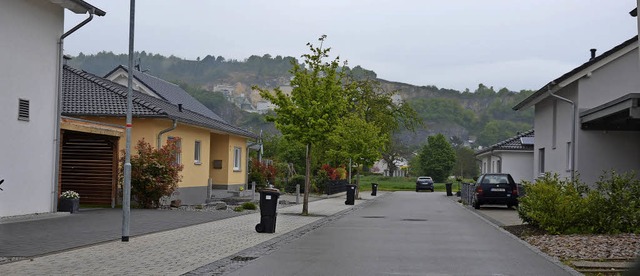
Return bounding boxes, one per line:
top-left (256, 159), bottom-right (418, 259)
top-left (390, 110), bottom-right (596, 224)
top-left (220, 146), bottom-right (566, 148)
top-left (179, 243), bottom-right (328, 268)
top-left (482, 175), bottom-right (510, 184)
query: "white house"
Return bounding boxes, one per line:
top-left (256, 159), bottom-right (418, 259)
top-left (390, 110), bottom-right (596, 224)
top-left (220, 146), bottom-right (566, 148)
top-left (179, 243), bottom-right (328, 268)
top-left (514, 35), bottom-right (640, 186)
top-left (0, 1), bottom-right (105, 217)
top-left (475, 130), bottom-right (534, 184)
top-left (372, 158), bottom-right (409, 177)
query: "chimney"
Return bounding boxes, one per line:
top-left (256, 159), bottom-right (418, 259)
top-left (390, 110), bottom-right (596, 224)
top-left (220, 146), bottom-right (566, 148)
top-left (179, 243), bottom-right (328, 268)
top-left (589, 49), bottom-right (597, 60)
top-left (178, 104), bottom-right (183, 112)
top-left (63, 55), bottom-right (72, 65)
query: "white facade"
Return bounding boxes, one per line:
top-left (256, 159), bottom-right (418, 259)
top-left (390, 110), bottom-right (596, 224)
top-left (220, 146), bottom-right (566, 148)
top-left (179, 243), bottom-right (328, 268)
top-left (0, 1), bottom-right (64, 217)
top-left (372, 158), bottom-right (408, 177)
top-left (526, 41), bottom-right (640, 185)
top-left (477, 151), bottom-right (534, 184)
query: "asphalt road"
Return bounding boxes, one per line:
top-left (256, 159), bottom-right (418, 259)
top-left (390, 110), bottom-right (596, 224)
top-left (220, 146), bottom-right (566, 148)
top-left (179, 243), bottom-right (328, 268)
top-left (227, 191), bottom-right (573, 276)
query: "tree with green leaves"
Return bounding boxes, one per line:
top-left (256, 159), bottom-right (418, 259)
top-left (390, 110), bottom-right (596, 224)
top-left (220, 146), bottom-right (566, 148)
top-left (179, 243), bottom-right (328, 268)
top-left (343, 79), bottom-right (420, 179)
top-left (453, 146), bottom-right (479, 179)
top-left (253, 35), bottom-right (350, 215)
top-left (417, 134), bottom-right (456, 182)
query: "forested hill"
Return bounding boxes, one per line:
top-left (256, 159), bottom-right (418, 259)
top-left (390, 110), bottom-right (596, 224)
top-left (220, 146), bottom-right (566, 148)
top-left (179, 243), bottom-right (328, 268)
top-left (68, 51), bottom-right (534, 149)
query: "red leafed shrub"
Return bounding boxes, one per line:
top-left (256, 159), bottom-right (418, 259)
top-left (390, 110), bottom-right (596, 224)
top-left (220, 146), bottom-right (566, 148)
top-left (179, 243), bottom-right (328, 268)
top-left (120, 138), bottom-right (183, 208)
top-left (321, 164), bottom-right (339, 180)
top-left (248, 159), bottom-right (277, 189)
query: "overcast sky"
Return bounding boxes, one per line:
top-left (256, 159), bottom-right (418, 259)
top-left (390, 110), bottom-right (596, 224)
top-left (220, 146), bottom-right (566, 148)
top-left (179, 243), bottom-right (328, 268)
top-left (64, 0), bottom-right (639, 92)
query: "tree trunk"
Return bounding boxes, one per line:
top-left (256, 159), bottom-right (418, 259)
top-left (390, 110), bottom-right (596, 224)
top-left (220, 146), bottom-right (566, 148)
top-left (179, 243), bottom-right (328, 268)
top-left (302, 143), bottom-right (311, 215)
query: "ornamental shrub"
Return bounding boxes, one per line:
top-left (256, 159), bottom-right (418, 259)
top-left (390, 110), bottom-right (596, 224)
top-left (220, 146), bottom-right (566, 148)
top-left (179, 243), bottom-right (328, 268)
top-left (121, 138), bottom-right (183, 208)
top-left (517, 173), bottom-right (589, 234)
top-left (285, 175), bottom-right (306, 193)
top-left (248, 159), bottom-right (277, 190)
top-left (585, 171), bottom-right (640, 234)
top-left (241, 202), bottom-right (257, 210)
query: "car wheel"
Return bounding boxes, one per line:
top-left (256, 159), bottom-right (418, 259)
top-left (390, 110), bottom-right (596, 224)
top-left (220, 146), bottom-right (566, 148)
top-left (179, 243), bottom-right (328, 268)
top-left (416, 188), bottom-right (419, 192)
top-left (507, 204), bottom-right (513, 209)
top-left (473, 200), bottom-right (481, 209)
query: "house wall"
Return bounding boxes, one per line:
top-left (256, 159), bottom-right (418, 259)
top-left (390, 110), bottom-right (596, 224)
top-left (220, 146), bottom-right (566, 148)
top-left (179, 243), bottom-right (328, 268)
top-left (0, 1), bottom-right (63, 217)
top-left (533, 83), bottom-right (577, 181)
top-left (82, 117), bottom-right (214, 204)
top-left (572, 49), bottom-right (640, 185)
top-left (228, 135), bottom-right (248, 186)
top-left (209, 133), bottom-right (248, 190)
top-left (577, 131), bottom-right (640, 185)
top-left (498, 151), bottom-right (534, 184)
top-left (577, 49), bottom-right (640, 109)
top-left (210, 133), bottom-right (230, 187)
top-left (533, 47), bottom-right (640, 185)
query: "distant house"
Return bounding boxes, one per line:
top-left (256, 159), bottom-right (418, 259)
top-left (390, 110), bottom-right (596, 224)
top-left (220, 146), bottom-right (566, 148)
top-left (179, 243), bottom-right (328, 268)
top-left (475, 130), bottom-right (534, 184)
top-left (513, 35), bottom-right (640, 185)
top-left (372, 158), bottom-right (408, 177)
top-left (63, 65), bottom-right (258, 205)
top-left (0, 1), bottom-right (105, 217)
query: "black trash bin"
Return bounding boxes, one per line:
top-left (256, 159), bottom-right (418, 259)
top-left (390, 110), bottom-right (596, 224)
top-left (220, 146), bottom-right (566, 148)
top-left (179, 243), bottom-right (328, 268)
top-left (345, 184), bottom-right (357, 205)
top-left (445, 183), bottom-right (453, 196)
top-left (371, 183), bottom-right (378, 196)
top-left (255, 188), bottom-right (280, 233)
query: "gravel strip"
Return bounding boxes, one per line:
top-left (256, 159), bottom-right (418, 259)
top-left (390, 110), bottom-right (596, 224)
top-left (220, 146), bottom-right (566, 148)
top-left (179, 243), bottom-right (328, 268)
top-left (524, 233), bottom-right (640, 260)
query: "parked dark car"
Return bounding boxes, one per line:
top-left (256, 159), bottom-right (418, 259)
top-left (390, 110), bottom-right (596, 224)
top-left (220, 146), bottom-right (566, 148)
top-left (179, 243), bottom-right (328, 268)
top-left (472, 173), bottom-right (519, 209)
top-left (416, 176), bottom-right (434, 192)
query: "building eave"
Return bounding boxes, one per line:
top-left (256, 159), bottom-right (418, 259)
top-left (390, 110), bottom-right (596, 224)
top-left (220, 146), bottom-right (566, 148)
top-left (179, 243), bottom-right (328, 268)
top-left (513, 36), bottom-right (639, 111)
top-left (50, 0), bottom-right (106, 16)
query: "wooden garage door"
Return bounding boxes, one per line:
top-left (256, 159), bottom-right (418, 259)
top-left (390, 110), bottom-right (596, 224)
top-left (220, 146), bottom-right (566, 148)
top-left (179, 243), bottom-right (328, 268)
top-left (60, 131), bottom-right (118, 206)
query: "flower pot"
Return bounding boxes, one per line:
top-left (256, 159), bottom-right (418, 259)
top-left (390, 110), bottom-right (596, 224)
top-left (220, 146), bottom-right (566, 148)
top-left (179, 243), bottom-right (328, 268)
top-left (58, 198), bottom-right (80, 213)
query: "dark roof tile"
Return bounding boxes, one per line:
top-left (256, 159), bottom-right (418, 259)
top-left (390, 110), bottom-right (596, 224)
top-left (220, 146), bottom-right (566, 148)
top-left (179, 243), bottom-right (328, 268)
top-left (62, 65), bottom-right (257, 139)
top-left (475, 130), bottom-right (534, 155)
top-left (105, 65), bottom-right (226, 122)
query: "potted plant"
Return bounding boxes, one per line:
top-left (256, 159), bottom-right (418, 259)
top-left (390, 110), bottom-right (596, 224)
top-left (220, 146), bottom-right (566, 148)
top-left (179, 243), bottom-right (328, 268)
top-left (58, 190), bottom-right (80, 213)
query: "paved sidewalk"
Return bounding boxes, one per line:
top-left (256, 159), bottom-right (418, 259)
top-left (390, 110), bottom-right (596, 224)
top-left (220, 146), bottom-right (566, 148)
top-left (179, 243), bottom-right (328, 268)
top-left (0, 193), bottom-right (378, 275)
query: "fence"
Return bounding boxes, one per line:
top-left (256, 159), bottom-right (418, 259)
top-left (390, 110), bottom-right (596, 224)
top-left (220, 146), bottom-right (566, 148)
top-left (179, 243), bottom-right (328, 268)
top-left (324, 180), bottom-right (348, 195)
top-left (459, 182), bottom-right (526, 205)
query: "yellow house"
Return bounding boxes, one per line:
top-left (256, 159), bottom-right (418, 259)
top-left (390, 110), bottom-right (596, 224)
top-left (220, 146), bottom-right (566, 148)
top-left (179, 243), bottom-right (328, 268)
top-left (62, 65), bottom-right (258, 205)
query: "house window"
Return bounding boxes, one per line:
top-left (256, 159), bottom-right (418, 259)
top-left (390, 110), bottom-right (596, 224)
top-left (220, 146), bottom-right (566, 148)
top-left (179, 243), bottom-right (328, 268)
top-left (168, 136), bottom-right (181, 165)
top-left (18, 98), bottom-right (29, 121)
top-left (552, 100), bottom-right (557, 149)
top-left (566, 142), bottom-right (572, 172)
top-left (233, 147), bottom-right (241, 171)
top-left (194, 140), bottom-right (201, 165)
top-left (538, 148), bottom-right (545, 174)
top-left (497, 160), bottom-right (502, 173)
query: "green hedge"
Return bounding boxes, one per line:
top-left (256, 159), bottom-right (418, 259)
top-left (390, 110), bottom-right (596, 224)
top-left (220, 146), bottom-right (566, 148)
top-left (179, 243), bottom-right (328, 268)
top-left (518, 171), bottom-right (640, 234)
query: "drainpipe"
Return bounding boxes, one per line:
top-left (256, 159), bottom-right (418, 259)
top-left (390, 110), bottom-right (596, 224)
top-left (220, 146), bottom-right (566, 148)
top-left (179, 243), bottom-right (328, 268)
top-left (53, 9), bottom-right (95, 212)
top-left (157, 119), bottom-right (178, 148)
top-left (547, 83), bottom-right (576, 182)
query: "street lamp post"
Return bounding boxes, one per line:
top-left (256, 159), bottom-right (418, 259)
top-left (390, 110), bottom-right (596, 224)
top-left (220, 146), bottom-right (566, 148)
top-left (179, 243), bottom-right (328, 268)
top-left (122, 0), bottom-right (135, 242)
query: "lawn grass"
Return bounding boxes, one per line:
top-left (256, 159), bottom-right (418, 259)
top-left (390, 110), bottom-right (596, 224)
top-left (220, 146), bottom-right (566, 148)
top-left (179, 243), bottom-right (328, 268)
top-left (354, 175), bottom-right (466, 192)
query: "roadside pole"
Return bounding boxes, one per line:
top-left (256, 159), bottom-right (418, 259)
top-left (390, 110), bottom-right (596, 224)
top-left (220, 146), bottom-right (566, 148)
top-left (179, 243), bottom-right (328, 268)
top-left (122, 0), bottom-right (135, 242)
